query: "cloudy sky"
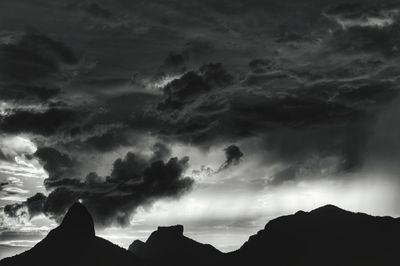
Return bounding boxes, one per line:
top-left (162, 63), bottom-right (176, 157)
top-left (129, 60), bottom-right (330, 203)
top-left (2, 0), bottom-right (400, 258)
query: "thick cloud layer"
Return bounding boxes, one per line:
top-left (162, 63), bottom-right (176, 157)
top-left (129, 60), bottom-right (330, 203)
top-left (2, 0), bottom-right (400, 233)
top-left (0, 30), bottom-right (80, 102)
top-left (5, 145), bottom-right (194, 226)
top-left (157, 63), bottom-right (233, 112)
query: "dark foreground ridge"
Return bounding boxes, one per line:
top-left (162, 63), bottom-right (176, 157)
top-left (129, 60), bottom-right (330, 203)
top-left (2, 203), bottom-right (400, 266)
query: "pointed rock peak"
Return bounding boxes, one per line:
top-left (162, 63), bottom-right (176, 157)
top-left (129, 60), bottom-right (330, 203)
top-left (59, 202), bottom-right (95, 237)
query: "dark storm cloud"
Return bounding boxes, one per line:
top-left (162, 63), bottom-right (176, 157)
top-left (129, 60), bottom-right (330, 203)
top-left (150, 142), bottom-right (172, 162)
top-left (157, 63), bottom-right (233, 111)
top-left (0, 182), bottom-right (8, 191)
top-left (162, 38), bottom-right (215, 71)
top-left (3, 0), bottom-right (400, 221)
top-left (0, 29), bottom-right (94, 145)
top-left (328, 24), bottom-right (400, 56)
top-left (182, 38), bottom-right (215, 57)
top-left (157, 75), bottom-right (362, 139)
top-left (0, 108), bottom-right (80, 136)
top-left (0, 30), bottom-right (80, 102)
top-left (0, 151), bottom-right (9, 162)
top-left (6, 145), bottom-right (194, 226)
top-left (163, 52), bottom-right (186, 70)
top-left (44, 0), bottom-right (400, 186)
top-left (153, 55), bottom-right (400, 177)
top-left (317, 3), bottom-right (400, 57)
top-left (66, 0), bottom-right (147, 31)
top-left (67, 92), bottom-right (160, 152)
top-left (268, 166), bottom-right (298, 186)
top-left (110, 151), bottom-right (148, 181)
top-left (4, 193), bottom-right (46, 220)
top-left (55, 153), bottom-right (192, 226)
top-left (33, 147), bottom-right (78, 187)
top-left (80, 2), bottom-right (114, 21)
top-left (218, 145), bottom-right (244, 172)
top-left (323, 2), bottom-right (400, 28)
top-left (83, 129), bottom-right (131, 152)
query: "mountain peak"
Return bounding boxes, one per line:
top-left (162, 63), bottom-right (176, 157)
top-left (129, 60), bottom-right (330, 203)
top-left (146, 225), bottom-right (184, 245)
top-left (129, 224), bottom-right (223, 266)
top-left (156, 225), bottom-right (184, 236)
top-left (0, 201), bottom-right (143, 266)
top-left (310, 204), bottom-right (349, 215)
top-left (59, 202), bottom-right (95, 237)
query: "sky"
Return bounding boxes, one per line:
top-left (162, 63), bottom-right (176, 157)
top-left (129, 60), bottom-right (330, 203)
top-left (2, 0), bottom-right (400, 259)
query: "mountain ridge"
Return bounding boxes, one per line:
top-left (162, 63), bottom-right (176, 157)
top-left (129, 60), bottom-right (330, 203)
top-left (128, 223), bottom-right (223, 266)
top-left (2, 203), bottom-right (400, 266)
top-left (227, 204), bottom-right (400, 266)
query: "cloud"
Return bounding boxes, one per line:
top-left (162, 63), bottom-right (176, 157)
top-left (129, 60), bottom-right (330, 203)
top-left (161, 38), bottom-right (215, 71)
top-left (109, 151), bottom-right (148, 181)
top-left (218, 145), bottom-right (244, 172)
top-left (0, 30), bottom-right (94, 143)
top-left (267, 155), bottom-right (344, 186)
top-left (68, 1), bottom-right (146, 31)
top-left (0, 30), bottom-right (80, 103)
top-left (0, 108), bottom-right (80, 136)
top-left (0, 136), bottom-right (37, 162)
top-left (182, 38), bottom-right (215, 57)
top-left (318, 3), bottom-right (400, 56)
top-left (3, 193), bottom-right (46, 222)
top-left (191, 145), bottom-right (244, 179)
top-left (33, 147), bottom-right (78, 188)
top-left (324, 3), bottom-right (399, 29)
top-left (150, 142), bottom-right (172, 162)
top-left (3, 0), bottom-right (400, 231)
top-left (163, 52), bottom-right (186, 70)
top-left (80, 2), bottom-right (114, 21)
top-left (0, 182), bottom-right (9, 191)
top-left (157, 63), bottom-right (233, 111)
top-left (49, 154), bottom-right (192, 226)
top-left (327, 24), bottom-right (400, 56)
top-left (151, 54), bottom-right (400, 185)
top-left (5, 145), bottom-right (194, 226)
top-left (82, 129), bottom-right (132, 152)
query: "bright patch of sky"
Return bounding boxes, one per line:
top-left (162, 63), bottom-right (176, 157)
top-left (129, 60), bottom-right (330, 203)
top-left (326, 9), bottom-right (400, 29)
top-left (0, 136), bottom-right (47, 207)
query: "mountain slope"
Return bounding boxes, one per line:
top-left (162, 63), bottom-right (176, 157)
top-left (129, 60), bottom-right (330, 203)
top-left (129, 205), bottom-right (400, 266)
top-left (128, 225), bottom-right (222, 266)
top-left (0, 202), bottom-right (143, 266)
top-left (228, 204), bottom-right (400, 266)
top-left (3, 204), bottom-right (400, 266)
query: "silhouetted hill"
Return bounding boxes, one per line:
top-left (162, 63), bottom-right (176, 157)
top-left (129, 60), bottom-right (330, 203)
top-left (128, 225), bottom-right (222, 266)
top-left (3, 204), bottom-right (400, 266)
top-left (128, 205), bottom-right (400, 266)
top-left (228, 204), bottom-right (400, 266)
top-left (0, 202), bottom-right (143, 266)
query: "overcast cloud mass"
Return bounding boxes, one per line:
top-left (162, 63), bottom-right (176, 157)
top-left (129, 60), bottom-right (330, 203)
top-left (2, 0), bottom-right (400, 257)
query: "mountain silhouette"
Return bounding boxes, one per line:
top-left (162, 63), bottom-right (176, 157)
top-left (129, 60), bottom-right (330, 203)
top-left (129, 204), bottom-right (400, 266)
top-left (128, 225), bottom-right (222, 266)
top-left (0, 202), bottom-right (142, 266)
top-left (2, 204), bottom-right (400, 266)
top-left (226, 204), bottom-right (400, 266)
